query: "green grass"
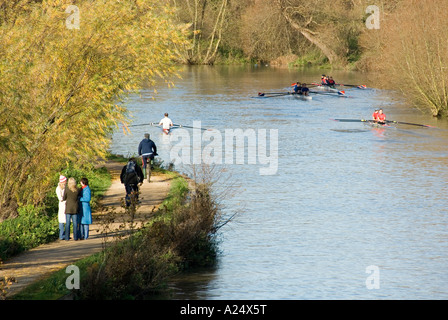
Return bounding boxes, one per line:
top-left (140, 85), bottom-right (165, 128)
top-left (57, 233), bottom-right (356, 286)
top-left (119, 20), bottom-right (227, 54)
top-left (10, 253), bottom-right (103, 300)
top-left (158, 176), bottom-right (189, 213)
top-left (289, 50), bottom-right (331, 69)
top-left (0, 164), bottom-right (111, 261)
top-left (9, 171), bottom-right (220, 300)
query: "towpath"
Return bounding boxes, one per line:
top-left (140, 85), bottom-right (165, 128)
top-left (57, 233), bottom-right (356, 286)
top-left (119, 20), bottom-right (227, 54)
top-left (0, 161), bottom-right (172, 298)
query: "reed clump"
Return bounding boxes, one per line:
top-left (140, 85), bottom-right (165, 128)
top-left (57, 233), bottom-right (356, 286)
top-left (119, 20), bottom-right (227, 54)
top-left (76, 167), bottom-right (235, 299)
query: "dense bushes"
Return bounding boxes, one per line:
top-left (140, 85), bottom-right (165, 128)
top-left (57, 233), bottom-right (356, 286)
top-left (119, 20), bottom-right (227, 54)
top-left (0, 0), bottom-right (187, 216)
top-left (0, 206), bottom-right (58, 261)
top-left (76, 174), bottom-right (228, 299)
top-left (0, 165), bottom-right (111, 262)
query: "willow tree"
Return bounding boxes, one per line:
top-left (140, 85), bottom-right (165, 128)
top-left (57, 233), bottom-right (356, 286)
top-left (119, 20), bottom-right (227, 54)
top-left (360, 0), bottom-right (448, 117)
top-left (0, 0), bottom-right (188, 217)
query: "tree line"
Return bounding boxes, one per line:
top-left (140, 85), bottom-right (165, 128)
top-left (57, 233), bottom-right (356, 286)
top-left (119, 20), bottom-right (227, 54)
top-left (169, 0), bottom-right (448, 116)
top-left (1, 0), bottom-right (446, 218)
top-left (0, 0), bottom-right (188, 218)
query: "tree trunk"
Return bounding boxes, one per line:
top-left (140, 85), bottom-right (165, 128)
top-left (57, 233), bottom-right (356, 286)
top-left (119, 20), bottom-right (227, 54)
top-left (275, 0), bottom-right (340, 65)
top-left (203, 0), bottom-right (228, 64)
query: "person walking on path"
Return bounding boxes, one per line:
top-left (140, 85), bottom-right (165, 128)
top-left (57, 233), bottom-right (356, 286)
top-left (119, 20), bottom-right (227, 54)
top-left (56, 175), bottom-right (67, 240)
top-left (79, 177), bottom-right (92, 240)
top-left (63, 177), bottom-right (81, 241)
top-left (120, 158), bottom-right (144, 207)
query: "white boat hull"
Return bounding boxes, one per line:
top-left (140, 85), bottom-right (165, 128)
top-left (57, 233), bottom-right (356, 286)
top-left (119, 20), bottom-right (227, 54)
top-left (313, 85), bottom-right (339, 93)
top-left (292, 94), bottom-right (312, 100)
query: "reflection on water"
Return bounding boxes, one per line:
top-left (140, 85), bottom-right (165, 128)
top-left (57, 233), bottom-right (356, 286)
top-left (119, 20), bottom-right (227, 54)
top-left (110, 65), bottom-right (448, 299)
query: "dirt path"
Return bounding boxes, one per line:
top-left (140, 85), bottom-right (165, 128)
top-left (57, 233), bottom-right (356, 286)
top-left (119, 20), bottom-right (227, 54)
top-left (0, 161), bottom-right (173, 298)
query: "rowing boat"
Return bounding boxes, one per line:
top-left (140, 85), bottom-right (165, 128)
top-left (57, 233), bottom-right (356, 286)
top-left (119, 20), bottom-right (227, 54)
top-left (364, 120), bottom-right (391, 128)
top-left (331, 119), bottom-right (391, 128)
top-left (332, 118), bottom-right (435, 129)
top-left (312, 85), bottom-right (340, 93)
top-left (293, 94), bottom-right (312, 101)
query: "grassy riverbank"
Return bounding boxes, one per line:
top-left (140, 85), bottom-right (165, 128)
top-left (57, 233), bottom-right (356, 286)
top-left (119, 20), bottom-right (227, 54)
top-left (0, 165), bottom-right (112, 262)
top-left (7, 157), bottom-right (224, 300)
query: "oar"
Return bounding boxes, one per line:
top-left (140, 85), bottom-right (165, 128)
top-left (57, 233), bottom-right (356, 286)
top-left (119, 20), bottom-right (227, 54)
top-left (172, 123), bottom-right (211, 131)
top-left (336, 83), bottom-right (367, 89)
top-left (257, 92), bottom-right (291, 98)
top-left (127, 123), bottom-right (151, 127)
top-left (310, 90), bottom-right (346, 96)
top-left (386, 120), bottom-right (435, 128)
top-left (291, 83), bottom-right (319, 88)
top-left (331, 119), bottom-right (435, 128)
top-left (259, 92), bottom-right (291, 96)
top-left (314, 82), bottom-right (367, 89)
top-left (331, 119), bottom-right (371, 123)
top-left (149, 122), bottom-right (211, 131)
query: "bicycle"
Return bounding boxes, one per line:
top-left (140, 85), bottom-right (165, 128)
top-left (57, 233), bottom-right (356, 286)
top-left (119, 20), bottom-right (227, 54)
top-left (141, 153), bottom-right (157, 183)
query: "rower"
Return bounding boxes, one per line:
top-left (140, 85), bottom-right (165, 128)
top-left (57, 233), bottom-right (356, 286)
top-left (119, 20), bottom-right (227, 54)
top-left (321, 75), bottom-right (328, 85)
top-left (293, 82), bottom-right (303, 95)
top-left (301, 83), bottom-right (310, 96)
top-left (327, 76), bottom-right (335, 87)
top-left (159, 112), bottom-right (173, 134)
top-left (377, 109), bottom-right (386, 124)
top-left (372, 109), bottom-right (379, 121)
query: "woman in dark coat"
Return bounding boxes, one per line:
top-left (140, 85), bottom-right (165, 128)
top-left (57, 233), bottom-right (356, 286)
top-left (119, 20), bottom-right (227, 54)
top-left (63, 177), bottom-right (81, 241)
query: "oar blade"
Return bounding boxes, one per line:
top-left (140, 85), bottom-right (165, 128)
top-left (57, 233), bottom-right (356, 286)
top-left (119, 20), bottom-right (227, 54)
top-left (387, 120), bottom-right (436, 128)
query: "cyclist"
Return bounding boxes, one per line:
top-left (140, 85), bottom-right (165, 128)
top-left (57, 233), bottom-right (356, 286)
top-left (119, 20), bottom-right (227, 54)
top-left (120, 158), bottom-right (144, 207)
top-left (138, 133), bottom-right (158, 181)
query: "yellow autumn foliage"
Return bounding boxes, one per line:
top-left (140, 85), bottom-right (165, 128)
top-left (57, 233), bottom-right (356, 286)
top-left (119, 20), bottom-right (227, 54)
top-left (0, 0), bottom-right (188, 215)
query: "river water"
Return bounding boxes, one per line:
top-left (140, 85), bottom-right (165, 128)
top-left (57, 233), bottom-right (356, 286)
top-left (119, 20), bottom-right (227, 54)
top-left (110, 65), bottom-right (448, 300)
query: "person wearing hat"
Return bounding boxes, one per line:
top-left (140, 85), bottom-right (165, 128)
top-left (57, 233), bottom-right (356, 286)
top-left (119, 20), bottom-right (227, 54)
top-left (56, 175), bottom-right (67, 240)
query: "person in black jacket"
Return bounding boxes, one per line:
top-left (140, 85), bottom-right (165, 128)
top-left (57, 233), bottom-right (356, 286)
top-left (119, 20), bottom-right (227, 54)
top-left (120, 158), bottom-right (144, 207)
top-left (138, 133), bottom-right (157, 178)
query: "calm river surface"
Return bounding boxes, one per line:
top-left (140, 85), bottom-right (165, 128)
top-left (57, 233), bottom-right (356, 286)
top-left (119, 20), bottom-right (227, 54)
top-left (110, 65), bottom-right (448, 300)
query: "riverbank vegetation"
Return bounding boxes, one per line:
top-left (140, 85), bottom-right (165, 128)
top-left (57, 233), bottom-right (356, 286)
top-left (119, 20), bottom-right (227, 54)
top-left (359, 0), bottom-right (448, 117)
top-left (10, 168), bottom-right (230, 300)
top-left (168, 0), bottom-right (448, 117)
top-left (0, 165), bottom-right (111, 262)
top-left (169, 0), bottom-right (368, 67)
top-left (1, 0), bottom-right (446, 222)
top-left (0, 0), bottom-right (188, 219)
